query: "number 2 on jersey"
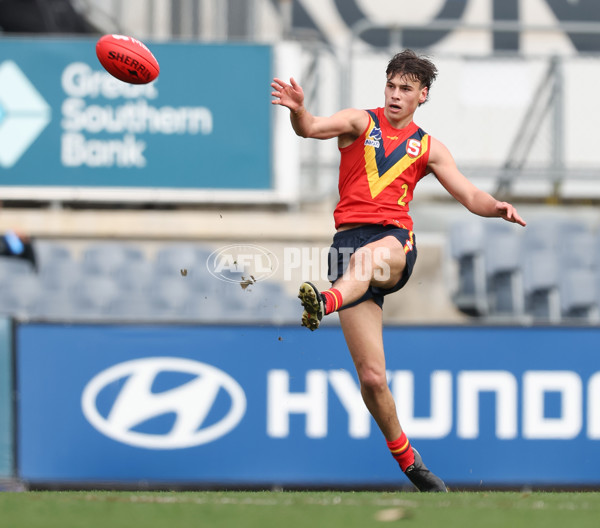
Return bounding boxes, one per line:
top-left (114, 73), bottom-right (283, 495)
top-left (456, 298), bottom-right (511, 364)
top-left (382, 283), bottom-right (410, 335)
top-left (397, 184), bottom-right (408, 207)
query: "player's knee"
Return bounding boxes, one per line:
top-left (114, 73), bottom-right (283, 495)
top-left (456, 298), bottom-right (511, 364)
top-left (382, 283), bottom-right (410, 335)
top-left (359, 367), bottom-right (388, 396)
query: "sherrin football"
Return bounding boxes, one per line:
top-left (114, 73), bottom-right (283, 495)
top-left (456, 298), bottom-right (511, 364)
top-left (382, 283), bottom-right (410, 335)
top-left (96, 34), bottom-right (159, 84)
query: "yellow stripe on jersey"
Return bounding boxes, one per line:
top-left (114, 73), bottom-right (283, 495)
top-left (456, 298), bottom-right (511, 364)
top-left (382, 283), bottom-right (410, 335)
top-left (364, 133), bottom-right (429, 199)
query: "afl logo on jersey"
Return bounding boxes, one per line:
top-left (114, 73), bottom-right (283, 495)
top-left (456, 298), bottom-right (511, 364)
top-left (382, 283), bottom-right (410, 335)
top-left (406, 138), bottom-right (422, 158)
top-left (365, 127), bottom-right (382, 148)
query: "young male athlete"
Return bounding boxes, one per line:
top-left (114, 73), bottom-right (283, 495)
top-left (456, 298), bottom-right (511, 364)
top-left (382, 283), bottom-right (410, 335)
top-left (271, 50), bottom-right (526, 492)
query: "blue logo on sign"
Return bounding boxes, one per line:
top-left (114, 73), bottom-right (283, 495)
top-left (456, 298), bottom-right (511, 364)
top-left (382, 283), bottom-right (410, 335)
top-left (81, 357), bottom-right (247, 449)
top-left (0, 61), bottom-right (51, 168)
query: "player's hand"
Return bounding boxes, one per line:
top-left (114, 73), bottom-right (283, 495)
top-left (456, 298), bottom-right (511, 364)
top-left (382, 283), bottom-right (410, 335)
top-left (496, 202), bottom-right (526, 226)
top-left (271, 77), bottom-right (305, 113)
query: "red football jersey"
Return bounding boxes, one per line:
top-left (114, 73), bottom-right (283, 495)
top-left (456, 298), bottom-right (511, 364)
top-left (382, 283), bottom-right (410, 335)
top-left (333, 107), bottom-right (430, 230)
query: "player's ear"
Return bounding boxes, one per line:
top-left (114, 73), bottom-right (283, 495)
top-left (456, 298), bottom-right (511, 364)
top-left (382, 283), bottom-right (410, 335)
top-left (419, 86), bottom-right (428, 105)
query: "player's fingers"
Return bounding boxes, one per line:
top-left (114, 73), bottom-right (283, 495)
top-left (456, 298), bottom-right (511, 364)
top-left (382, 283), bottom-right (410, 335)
top-left (503, 206), bottom-right (526, 227)
top-left (514, 213), bottom-right (527, 227)
top-left (271, 79), bottom-right (288, 91)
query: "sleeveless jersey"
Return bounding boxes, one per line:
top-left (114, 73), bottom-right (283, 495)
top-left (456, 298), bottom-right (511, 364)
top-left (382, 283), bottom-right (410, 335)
top-left (333, 107), bottom-right (430, 231)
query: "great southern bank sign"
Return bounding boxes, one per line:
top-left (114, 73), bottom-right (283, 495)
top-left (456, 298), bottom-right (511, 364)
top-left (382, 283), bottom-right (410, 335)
top-left (0, 39), bottom-right (272, 190)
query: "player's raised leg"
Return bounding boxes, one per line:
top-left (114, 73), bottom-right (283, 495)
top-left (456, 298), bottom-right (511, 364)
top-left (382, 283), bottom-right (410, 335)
top-left (298, 235), bottom-right (405, 331)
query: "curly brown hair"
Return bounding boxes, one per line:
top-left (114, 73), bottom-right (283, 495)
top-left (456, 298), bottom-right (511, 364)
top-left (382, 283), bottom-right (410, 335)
top-left (386, 50), bottom-right (438, 104)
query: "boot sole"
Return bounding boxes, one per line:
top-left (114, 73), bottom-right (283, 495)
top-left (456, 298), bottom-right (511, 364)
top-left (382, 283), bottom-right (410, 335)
top-left (298, 282), bottom-right (323, 331)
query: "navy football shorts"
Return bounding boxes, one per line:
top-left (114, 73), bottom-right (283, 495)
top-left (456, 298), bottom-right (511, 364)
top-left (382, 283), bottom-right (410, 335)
top-left (327, 224), bottom-right (417, 309)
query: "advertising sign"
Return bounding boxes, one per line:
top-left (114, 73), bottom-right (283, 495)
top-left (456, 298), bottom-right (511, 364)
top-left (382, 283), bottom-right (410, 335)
top-left (0, 318), bottom-right (13, 478)
top-left (16, 324), bottom-right (600, 487)
top-left (0, 39), bottom-right (272, 193)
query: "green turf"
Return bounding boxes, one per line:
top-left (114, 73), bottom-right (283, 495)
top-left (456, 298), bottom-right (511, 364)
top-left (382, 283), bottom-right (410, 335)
top-left (1, 490), bottom-right (599, 528)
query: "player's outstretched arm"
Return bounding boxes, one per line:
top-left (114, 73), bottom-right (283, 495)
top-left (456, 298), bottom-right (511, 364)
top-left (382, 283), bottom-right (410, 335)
top-left (428, 137), bottom-right (526, 227)
top-left (271, 77), bottom-right (367, 140)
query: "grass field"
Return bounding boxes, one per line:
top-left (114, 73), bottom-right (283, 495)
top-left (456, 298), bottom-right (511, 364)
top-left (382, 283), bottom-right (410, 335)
top-left (1, 490), bottom-right (600, 528)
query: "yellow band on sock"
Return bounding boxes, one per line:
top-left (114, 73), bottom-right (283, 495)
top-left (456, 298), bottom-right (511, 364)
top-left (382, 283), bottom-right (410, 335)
top-left (390, 439), bottom-right (410, 454)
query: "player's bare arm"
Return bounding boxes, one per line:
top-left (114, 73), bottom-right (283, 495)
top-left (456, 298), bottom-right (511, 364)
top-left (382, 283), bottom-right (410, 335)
top-left (271, 77), bottom-right (367, 142)
top-left (428, 137), bottom-right (526, 227)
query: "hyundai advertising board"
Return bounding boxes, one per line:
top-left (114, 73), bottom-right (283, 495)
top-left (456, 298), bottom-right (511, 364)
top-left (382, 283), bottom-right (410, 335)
top-left (0, 318), bottom-right (13, 478)
top-left (16, 324), bottom-right (600, 487)
top-left (0, 39), bottom-right (271, 190)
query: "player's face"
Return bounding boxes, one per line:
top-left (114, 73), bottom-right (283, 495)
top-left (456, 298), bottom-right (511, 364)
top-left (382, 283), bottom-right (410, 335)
top-left (384, 74), bottom-right (428, 125)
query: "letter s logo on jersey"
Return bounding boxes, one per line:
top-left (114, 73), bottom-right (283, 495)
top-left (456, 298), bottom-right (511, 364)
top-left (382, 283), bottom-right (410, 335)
top-left (406, 138), bottom-right (421, 158)
top-left (81, 357), bottom-right (246, 449)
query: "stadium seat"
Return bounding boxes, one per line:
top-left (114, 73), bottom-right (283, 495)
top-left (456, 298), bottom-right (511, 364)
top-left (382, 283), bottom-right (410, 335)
top-left (484, 232), bottom-right (524, 318)
top-left (186, 261), bottom-right (222, 295)
top-left (114, 259), bottom-right (155, 294)
top-left (31, 291), bottom-right (79, 320)
top-left (107, 290), bottom-right (157, 322)
top-left (523, 217), bottom-right (590, 252)
top-left (147, 275), bottom-right (193, 319)
top-left (0, 274), bottom-right (42, 318)
top-left (212, 284), bottom-right (265, 323)
top-left (240, 280), bottom-right (299, 324)
top-left (154, 244), bottom-right (208, 278)
top-left (593, 230), bottom-right (600, 270)
top-left (33, 241), bottom-right (72, 267)
top-left (38, 259), bottom-right (83, 292)
top-left (268, 297), bottom-right (300, 325)
top-left (81, 243), bottom-right (145, 276)
top-left (560, 268), bottom-right (599, 322)
top-left (558, 231), bottom-right (596, 271)
top-left (183, 294), bottom-right (226, 323)
top-left (71, 276), bottom-right (121, 318)
top-left (0, 256), bottom-right (36, 283)
top-left (448, 220), bottom-right (488, 316)
top-left (522, 249), bottom-right (561, 323)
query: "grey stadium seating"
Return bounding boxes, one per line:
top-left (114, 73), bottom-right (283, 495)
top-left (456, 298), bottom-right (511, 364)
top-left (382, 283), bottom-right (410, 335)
top-left (0, 240), bottom-right (300, 324)
top-left (449, 217), bottom-right (600, 324)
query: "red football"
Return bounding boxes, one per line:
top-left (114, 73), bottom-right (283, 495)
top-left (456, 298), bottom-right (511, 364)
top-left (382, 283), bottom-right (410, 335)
top-left (96, 34), bottom-right (160, 84)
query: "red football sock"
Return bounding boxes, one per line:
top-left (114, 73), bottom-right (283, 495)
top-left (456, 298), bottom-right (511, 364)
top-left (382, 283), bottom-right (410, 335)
top-left (321, 288), bottom-right (343, 315)
top-left (387, 432), bottom-right (415, 472)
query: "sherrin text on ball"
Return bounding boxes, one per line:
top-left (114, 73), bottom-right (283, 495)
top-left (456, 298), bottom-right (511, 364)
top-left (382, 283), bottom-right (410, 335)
top-left (96, 34), bottom-right (159, 85)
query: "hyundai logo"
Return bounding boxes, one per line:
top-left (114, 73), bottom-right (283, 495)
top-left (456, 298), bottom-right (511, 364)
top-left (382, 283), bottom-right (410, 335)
top-left (81, 357), bottom-right (246, 449)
